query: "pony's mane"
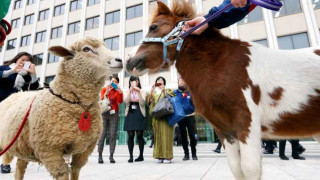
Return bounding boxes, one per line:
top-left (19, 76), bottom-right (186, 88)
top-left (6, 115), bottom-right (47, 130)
top-left (171, 0), bottom-right (196, 19)
top-left (151, 0), bottom-right (196, 21)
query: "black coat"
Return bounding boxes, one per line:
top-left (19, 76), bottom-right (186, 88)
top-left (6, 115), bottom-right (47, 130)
top-left (0, 65), bottom-right (39, 102)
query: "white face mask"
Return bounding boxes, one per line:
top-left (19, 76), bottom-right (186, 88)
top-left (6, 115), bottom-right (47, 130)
top-left (154, 87), bottom-right (162, 94)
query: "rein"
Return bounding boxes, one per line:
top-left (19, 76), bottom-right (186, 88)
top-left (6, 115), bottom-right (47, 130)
top-left (0, 97), bottom-right (36, 156)
top-left (140, 0), bottom-right (282, 63)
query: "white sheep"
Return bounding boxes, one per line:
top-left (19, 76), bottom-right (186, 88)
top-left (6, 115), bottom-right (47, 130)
top-left (0, 37), bottom-right (123, 180)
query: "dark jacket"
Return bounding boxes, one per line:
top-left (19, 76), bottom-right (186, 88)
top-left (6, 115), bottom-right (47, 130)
top-left (0, 65), bottom-right (39, 101)
top-left (204, 0), bottom-right (257, 29)
top-left (174, 89), bottom-right (195, 115)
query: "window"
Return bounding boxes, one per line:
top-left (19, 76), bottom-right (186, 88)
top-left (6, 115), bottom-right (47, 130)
top-left (278, 33), bottom-right (310, 50)
top-left (86, 16), bottom-right (99, 30)
top-left (39, 9), bottom-right (49, 21)
top-left (35, 31), bottom-right (46, 43)
top-left (68, 21), bottom-right (80, 35)
top-left (313, 0), bottom-right (320, 9)
top-left (48, 53), bottom-right (60, 63)
top-left (7, 39), bottom-right (17, 50)
top-left (21, 35), bottom-right (31, 47)
top-left (51, 26), bottom-right (63, 39)
top-left (105, 10), bottom-right (120, 25)
top-left (70, 0), bottom-right (82, 11)
top-left (54, 4), bottom-right (65, 16)
top-left (45, 75), bottom-right (55, 84)
top-left (33, 54), bottom-right (43, 66)
top-left (126, 31), bottom-right (143, 47)
top-left (11, 18), bottom-right (20, 29)
top-left (24, 14), bottom-right (34, 25)
top-left (238, 6), bottom-right (263, 24)
top-left (14, 0), bottom-right (22, 9)
top-left (273, 0), bottom-right (301, 18)
top-left (253, 39), bottom-right (268, 47)
top-left (88, 0), bottom-right (100, 6)
top-left (126, 4), bottom-right (143, 19)
top-left (27, 0), bottom-right (36, 5)
top-left (105, 36), bottom-right (119, 50)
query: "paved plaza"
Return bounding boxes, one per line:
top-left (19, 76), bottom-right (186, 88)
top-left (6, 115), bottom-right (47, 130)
top-left (1, 141), bottom-right (320, 180)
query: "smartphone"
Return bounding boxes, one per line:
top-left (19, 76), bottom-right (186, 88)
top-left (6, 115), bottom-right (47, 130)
top-left (132, 81), bottom-right (136, 87)
top-left (23, 61), bottom-right (31, 70)
top-left (155, 83), bottom-right (162, 87)
top-left (110, 82), bottom-right (118, 90)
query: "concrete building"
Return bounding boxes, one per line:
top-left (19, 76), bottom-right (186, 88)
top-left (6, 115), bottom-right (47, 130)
top-left (1, 0), bottom-right (319, 143)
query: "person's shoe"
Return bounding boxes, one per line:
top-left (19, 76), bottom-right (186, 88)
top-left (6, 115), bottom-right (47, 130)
top-left (98, 153), bottom-right (104, 164)
top-left (279, 155), bottom-right (289, 160)
top-left (163, 159), bottom-right (172, 164)
top-left (1, 164), bottom-right (11, 174)
top-left (128, 156), bottom-right (133, 163)
top-left (213, 149), bottom-right (220, 153)
top-left (135, 156), bottom-right (144, 162)
top-left (263, 150), bottom-right (273, 154)
top-left (183, 154), bottom-right (190, 161)
top-left (192, 155), bottom-right (198, 160)
top-left (292, 155), bottom-right (305, 160)
top-left (158, 159), bottom-right (164, 163)
top-left (298, 146), bottom-right (306, 155)
top-left (109, 156), bottom-right (115, 163)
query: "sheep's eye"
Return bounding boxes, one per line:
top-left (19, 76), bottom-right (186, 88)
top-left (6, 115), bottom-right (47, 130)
top-left (149, 25), bottom-right (158, 31)
top-left (83, 47), bottom-right (92, 52)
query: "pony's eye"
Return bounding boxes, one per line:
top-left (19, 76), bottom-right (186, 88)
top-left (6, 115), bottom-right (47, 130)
top-left (83, 47), bottom-right (92, 52)
top-left (149, 25), bottom-right (158, 31)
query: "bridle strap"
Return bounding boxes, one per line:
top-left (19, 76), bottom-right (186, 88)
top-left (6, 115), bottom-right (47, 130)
top-left (140, 21), bottom-right (185, 63)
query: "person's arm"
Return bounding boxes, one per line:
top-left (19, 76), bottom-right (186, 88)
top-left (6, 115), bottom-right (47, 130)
top-left (204, 0), bottom-right (253, 29)
top-left (124, 90), bottom-right (131, 104)
top-left (118, 90), bottom-right (123, 104)
top-left (100, 88), bottom-right (107, 100)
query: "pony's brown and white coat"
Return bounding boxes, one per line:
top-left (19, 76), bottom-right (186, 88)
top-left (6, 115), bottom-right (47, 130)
top-left (125, 1), bottom-right (320, 179)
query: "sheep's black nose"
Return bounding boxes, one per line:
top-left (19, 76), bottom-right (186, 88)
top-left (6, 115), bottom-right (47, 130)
top-left (115, 58), bottom-right (122, 63)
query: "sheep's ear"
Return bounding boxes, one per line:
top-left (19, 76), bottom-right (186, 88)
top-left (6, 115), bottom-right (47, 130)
top-left (48, 46), bottom-right (74, 59)
top-left (157, 1), bottom-right (172, 16)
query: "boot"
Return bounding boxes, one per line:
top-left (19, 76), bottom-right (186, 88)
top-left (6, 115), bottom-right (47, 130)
top-left (192, 154), bottom-right (198, 160)
top-left (98, 153), bottom-right (104, 164)
top-left (1, 164), bottom-right (11, 174)
top-left (183, 154), bottom-right (190, 161)
top-left (128, 155), bottom-right (133, 163)
top-left (109, 153), bottom-right (115, 163)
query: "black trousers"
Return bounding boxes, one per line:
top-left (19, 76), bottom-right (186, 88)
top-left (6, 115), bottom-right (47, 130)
top-left (178, 116), bottom-right (196, 156)
top-left (279, 139), bottom-right (299, 157)
top-left (265, 140), bottom-right (277, 152)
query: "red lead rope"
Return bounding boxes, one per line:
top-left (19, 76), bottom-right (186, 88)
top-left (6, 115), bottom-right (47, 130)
top-left (0, 97), bottom-right (36, 156)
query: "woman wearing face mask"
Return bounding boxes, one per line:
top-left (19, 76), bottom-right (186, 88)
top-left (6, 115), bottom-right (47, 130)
top-left (174, 77), bottom-right (197, 161)
top-left (123, 76), bottom-right (147, 163)
top-left (98, 75), bottom-right (123, 164)
top-left (0, 52), bottom-right (39, 173)
top-left (148, 76), bottom-right (175, 164)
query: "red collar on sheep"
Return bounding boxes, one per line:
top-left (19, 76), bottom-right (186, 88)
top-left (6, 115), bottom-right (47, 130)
top-left (49, 88), bottom-right (92, 131)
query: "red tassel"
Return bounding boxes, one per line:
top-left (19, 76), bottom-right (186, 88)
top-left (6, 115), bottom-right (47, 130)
top-left (79, 112), bottom-right (91, 131)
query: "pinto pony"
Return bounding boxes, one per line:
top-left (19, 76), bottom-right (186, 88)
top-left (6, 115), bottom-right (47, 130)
top-left (126, 1), bottom-right (320, 179)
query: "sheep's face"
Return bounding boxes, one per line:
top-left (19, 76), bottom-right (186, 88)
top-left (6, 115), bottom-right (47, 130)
top-left (49, 37), bottom-right (123, 82)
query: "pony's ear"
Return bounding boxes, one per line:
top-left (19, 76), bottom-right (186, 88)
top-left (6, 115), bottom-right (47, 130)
top-left (48, 46), bottom-right (74, 59)
top-left (157, 1), bottom-right (172, 16)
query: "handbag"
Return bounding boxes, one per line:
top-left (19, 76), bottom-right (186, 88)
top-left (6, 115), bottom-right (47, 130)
top-left (99, 96), bottom-right (111, 113)
top-left (167, 96), bottom-right (186, 126)
top-left (151, 91), bottom-right (174, 119)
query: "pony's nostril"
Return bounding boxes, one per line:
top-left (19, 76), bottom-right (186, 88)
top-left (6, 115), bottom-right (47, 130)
top-left (107, 61), bottom-right (111, 64)
top-left (115, 58), bottom-right (122, 63)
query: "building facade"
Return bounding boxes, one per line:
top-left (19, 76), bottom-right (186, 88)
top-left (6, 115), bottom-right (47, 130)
top-left (1, 0), bottom-right (320, 144)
